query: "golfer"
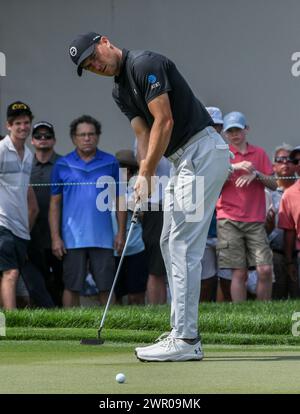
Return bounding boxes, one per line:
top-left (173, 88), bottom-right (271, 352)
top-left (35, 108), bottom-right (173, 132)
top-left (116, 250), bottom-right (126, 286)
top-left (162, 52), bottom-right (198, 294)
top-left (69, 32), bottom-right (230, 361)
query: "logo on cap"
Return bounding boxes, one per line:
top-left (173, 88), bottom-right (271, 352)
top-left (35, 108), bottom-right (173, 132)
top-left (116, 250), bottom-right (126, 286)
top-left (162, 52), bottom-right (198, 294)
top-left (11, 103), bottom-right (28, 111)
top-left (70, 46), bottom-right (77, 57)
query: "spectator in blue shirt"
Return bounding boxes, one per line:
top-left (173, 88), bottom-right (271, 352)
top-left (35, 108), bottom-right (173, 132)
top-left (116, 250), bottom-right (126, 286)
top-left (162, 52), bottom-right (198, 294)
top-left (49, 115), bottom-right (126, 307)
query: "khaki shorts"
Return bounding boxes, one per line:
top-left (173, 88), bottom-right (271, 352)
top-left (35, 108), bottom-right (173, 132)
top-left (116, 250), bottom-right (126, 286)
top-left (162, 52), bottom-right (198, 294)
top-left (217, 219), bottom-right (273, 269)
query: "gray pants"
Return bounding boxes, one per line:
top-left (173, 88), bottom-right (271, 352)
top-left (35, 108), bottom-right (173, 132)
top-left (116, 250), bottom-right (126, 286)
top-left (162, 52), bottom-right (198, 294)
top-left (161, 127), bottom-right (230, 338)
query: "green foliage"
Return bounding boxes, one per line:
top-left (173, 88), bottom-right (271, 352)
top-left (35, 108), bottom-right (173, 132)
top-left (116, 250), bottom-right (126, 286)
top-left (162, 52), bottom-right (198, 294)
top-left (2, 300), bottom-right (300, 345)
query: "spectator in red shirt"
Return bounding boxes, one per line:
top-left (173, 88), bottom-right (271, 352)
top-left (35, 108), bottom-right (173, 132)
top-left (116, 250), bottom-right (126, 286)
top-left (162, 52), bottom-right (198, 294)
top-left (216, 111), bottom-right (276, 302)
top-left (278, 146), bottom-right (300, 293)
top-left (265, 144), bottom-right (298, 298)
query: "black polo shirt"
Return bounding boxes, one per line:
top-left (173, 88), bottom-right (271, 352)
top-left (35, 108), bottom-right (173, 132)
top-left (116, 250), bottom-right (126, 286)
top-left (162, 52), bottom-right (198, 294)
top-left (30, 152), bottom-right (61, 248)
top-left (113, 49), bottom-right (213, 157)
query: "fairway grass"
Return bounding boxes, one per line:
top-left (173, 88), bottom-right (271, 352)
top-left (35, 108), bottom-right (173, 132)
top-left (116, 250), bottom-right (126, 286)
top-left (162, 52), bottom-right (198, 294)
top-left (0, 341), bottom-right (300, 394)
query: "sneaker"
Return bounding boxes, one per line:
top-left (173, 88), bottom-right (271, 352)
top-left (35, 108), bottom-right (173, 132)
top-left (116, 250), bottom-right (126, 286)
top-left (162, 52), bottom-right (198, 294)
top-left (135, 336), bottom-right (203, 362)
top-left (135, 332), bottom-right (172, 353)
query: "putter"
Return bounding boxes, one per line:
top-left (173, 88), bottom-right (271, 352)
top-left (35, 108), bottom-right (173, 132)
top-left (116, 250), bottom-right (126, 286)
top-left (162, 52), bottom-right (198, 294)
top-left (80, 201), bottom-right (141, 345)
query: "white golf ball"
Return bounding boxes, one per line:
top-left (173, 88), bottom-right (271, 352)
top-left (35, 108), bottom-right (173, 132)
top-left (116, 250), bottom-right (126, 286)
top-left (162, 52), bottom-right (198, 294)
top-left (116, 373), bottom-right (126, 384)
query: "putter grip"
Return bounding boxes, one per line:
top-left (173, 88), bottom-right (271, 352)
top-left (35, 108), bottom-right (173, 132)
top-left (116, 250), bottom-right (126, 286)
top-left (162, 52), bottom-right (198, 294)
top-left (131, 202), bottom-right (141, 224)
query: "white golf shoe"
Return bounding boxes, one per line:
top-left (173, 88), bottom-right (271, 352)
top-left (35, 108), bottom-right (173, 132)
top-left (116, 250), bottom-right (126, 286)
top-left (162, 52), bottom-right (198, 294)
top-left (135, 332), bottom-right (172, 353)
top-left (135, 336), bottom-right (203, 362)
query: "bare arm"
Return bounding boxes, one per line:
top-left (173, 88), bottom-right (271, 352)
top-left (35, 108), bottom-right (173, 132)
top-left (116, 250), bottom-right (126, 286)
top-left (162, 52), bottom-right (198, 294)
top-left (235, 172), bottom-right (277, 189)
top-left (131, 116), bottom-right (150, 164)
top-left (133, 93), bottom-right (174, 200)
top-left (140, 93), bottom-right (173, 175)
top-left (233, 162), bottom-right (277, 190)
top-left (27, 187), bottom-right (39, 231)
top-left (255, 172), bottom-right (277, 191)
top-left (49, 194), bottom-right (66, 259)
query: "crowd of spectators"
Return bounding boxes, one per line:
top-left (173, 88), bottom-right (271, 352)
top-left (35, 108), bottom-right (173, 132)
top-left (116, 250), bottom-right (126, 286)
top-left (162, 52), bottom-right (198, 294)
top-left (0, 101), bottom-right (299, 309)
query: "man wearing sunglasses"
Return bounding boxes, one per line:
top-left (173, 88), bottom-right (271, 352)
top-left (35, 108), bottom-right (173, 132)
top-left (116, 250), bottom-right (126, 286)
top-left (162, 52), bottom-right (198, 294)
top-left (266, 144), bottom-right (297, 299)
top-left (23, 122), bottom-right (63, 307)
top-left (279, 146), bottom-right (300, 297)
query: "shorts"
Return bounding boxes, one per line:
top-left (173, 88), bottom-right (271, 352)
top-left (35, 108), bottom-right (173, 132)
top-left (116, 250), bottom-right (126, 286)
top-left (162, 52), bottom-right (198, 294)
top-left (203, 238), bottom-right (233, 280)
top-left (217, 219), bottom-right (273, 269)
top-left (142, 210), bottom-right (166, 276)
top-left (63, 248), bottom-right (115, 292)
top-left (0, 226), bottom-right (28, 273)
top-left (114, 250), bottom-right (149, 298)
top-left (218, 268), bottom-right (233, 280)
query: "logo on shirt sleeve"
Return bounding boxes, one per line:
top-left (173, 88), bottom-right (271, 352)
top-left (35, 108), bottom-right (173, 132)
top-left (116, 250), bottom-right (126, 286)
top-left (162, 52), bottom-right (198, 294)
top-left (148, 74), bottom-right (157, 84)
top-left (148, 74), bottom-right (161, 90)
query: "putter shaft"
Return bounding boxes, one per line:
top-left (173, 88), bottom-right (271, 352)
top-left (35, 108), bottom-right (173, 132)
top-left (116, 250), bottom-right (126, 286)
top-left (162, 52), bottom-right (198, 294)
top-left (98, 203), bottom-right (141, 332)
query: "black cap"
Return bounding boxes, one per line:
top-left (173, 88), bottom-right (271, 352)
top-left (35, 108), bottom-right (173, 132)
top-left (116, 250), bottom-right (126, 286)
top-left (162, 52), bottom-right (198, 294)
top-left (7, 101), bottom-right (33, 119)
top-left (290, 146), bottom-right (300, 160)
top-left (69, 32), bottom-right (102, 76)
top-left (32, 121), bottom-right (55, 137)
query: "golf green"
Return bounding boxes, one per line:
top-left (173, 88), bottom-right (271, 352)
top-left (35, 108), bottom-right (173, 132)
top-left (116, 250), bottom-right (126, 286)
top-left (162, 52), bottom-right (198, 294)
top-left (0, 341), bottom-right (300, 394)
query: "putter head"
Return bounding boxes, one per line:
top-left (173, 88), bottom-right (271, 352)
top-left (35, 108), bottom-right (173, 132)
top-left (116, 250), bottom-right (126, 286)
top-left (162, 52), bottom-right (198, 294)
top-left (80, 338), bottom-right (105, 345)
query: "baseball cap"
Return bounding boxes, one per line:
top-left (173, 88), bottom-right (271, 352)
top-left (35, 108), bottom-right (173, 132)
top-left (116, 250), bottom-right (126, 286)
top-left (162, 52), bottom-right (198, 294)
top-left (223, 111), bottom-right (247, 132)
top-left (206, 107), bottom-right (223, 125)
top-left (7, 101), bottom-right (33, 119)
top-left (32, 121), bottom-right (55, 137)
top-left (115, 149), bottom-right (138, 168)
top-left (69, 32), bottom-right (102, 76)
top-left (289, 145), bottom-right (300, 160)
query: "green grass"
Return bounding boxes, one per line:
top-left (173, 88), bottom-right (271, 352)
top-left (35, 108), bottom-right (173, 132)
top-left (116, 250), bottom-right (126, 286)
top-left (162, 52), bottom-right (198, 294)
top-left (2, 301), bottom-right (300, 344)
top-left (0, 341), bottom-right (300, 394)
top-left (3, 328), bottom-right (300, 345)
top-left (1, 302), bottom-right (299, 394)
